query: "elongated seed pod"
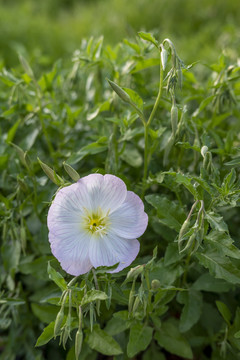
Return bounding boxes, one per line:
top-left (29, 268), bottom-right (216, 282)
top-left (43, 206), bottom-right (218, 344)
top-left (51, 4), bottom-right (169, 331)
top-left (75, 329), bottom-right (83, 359)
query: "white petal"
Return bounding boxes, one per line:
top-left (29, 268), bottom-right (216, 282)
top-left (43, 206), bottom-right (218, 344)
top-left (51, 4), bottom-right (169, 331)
top-left (79, 174), bottom-right (127, 214)
top-left (47, 182), bottom-right (92, 230)
top-left (49, 230), bottom-right (92, 275)
top-left (89, 232), bottom-right (140, 272)
top-left (109, 191), bottom-right (148, 239)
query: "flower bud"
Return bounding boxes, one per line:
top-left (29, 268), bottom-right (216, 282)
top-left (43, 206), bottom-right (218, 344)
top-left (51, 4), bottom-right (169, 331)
top-left (54, 307), bottom-right (65, 338)
top-left (151, 279), bottom-right (161, 291)
top-left (132, 296), bottom-right (140, 314)
top-left (201, 146), bottom-right (208, 158)
top-left (161, 46), bottom-right (168, 71)
top-left (107, 79), bottom-right (131, 103)
top-left (63, 162), bottom-right (80, 181)
top-left (75, 329), bottom-right (83, 359)
top-left (126, 265), bottom-right (144, 281)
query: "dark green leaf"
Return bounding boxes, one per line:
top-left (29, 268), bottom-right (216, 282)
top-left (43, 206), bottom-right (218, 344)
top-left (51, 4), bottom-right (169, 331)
top-left (86, 324), bottom-right (122, 356)
top-left (154, 318), bottom-right (193, 359)
top-left (127, 322), bottom-right (153, 357)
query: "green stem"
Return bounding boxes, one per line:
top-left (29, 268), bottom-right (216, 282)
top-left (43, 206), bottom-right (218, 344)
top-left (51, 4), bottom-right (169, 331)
top-left (146, 56), bottom-right (163, 128)
top-left (141, 52), bottom-right (164, 198)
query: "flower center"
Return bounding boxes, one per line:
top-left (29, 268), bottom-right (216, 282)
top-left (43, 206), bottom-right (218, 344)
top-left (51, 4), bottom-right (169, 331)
top-left (82, 208), bottom-right (110, 237)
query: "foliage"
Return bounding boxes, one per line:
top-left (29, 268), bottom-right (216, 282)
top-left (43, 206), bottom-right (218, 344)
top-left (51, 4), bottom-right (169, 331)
top-left (0, 0), bottom-right (240, 67)
top-left (1, 30), bottom-right (240, 360)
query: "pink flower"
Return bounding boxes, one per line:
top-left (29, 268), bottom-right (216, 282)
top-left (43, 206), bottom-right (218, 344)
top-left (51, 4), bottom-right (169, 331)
top-left (47, 174), bottom-right (148, 275)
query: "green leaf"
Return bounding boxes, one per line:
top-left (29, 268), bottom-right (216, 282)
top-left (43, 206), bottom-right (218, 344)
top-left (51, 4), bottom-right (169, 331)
top-left (86, 324), bottom-right (122, 356)
top-left (67, 137), bottom-right (108, 165)
top-left (122, 87), bottom-right (143, 111)
top-left (19, 255), bottom-right (52, 280)
top-left (35, 321), bottom-right (55, 347)
top-left (0, 298), bottom-right (25, 306)
top-left (154, 318), bottom-right (193, 359)
top-left (120, 145), bottom-right (142, 167)
top-left (145, 195), bottom-right (186, 231)
top-left (31, 303), bottom-right (59, 324)
top-left (127, 322), bottom-right (153, 357)
top-left (225, 157), bottom-right (240, 167)
top-left (47, 262), bottom-right (67, 291)
top-left (192, 95), bottom-right (215, 118)
top-left (205, 231), bottom-right (240, 259)
top-left (177, 290), bottom-right (203, 332)
top-left (86, 100), bottom-right (110, 121)
top-left (131, 58), bottom-right (159, 73)
top-left (81, 290), bottom-right (108, 306)
top-left (216, 301), bottom-right (232, 325)
top-left (138, 31), bottom-right (158, 47)
top-left (192, 273), bottom-right (232, 293)
top-left (19, 54), bottom-right (34, 78)
top-left (195, 249), bottom-right (240, 285)
top-left (205, 212), bottom-right (228, 232)
top-left (6, 119), bottom-right (21, 142)
top-left (104, 313), bottom-right (130, 336)
top-left (164, 171), bottom-right (199, 198)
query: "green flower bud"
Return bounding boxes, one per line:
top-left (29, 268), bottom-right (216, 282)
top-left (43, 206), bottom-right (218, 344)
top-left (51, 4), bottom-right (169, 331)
top-left (132, 296), bottom-right (140, 314)
top-left (126, 265), bottom-right (144, 281)
top-left (63, 162), bottom-right (80, 181)
top-left (107, 79), bottom-right (131, 103)
top-left (151, 279), bottom-right (161, 291)
top-left (75, 329), bottom-right (83, 359)
top-left (54, 307), bottom-right (65, 338)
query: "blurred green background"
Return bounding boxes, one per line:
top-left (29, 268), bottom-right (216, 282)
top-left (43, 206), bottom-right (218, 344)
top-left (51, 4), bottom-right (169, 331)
top-left (0, 0), bottom-right (239, 67)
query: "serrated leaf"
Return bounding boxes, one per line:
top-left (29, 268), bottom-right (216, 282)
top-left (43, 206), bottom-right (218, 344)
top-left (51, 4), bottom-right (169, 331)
top-left (164, 171), bottom-right (199, 198)
top-left (154, 318), bottom-right (193, 359)
top-left (195, 250), bottom-right (240, 285)
top-left (81, 290), bottom-right (108, 305)
top-left (87, 324), bottom-right (122, 356)
top-left (205, 230), bottom-right (240, 259)
top-left (47, 262), bottom-right (67, 291)
top-left (205, 212), bottom-right (228, 232)
top-left (145, 194), bottom-right (186, 231)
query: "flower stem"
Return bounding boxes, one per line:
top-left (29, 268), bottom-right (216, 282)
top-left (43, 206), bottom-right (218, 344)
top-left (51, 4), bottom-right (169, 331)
top-left (141, 52), bottom-right (164, 198)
